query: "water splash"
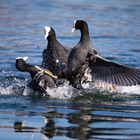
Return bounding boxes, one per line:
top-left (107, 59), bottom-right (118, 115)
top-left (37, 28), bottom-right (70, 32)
top-left (0, 75), bottom-right (140, 100)
top-left (46, 82), bottom-right (78, 99)
top-left (0, 76), bottom-right (32, 96)
top-left (117, 85), bottom-right (140, 95)
top-left (0, 75), bottom-right (77, 99)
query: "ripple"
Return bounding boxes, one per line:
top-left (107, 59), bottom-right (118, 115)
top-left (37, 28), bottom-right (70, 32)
top-left (129, 49), bottom-right (140, 53)
top-left (0, 0), bottom-right (140, 139)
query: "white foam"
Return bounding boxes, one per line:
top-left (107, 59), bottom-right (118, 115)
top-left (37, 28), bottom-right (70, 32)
top-left (0, 78), bottom-right (31, 96)
top-left (1, 75), bottom-right (140, 98)
top-left (82, 82), bottom-right (95, 89)
top-left (45, 79), bottom-right (140, 98)
top-left (46, 82), bottom-right (75, 99)
top-left (0, 86), bottom-right (14, 95)
top-left (116, 85), bottom-right (140, 94)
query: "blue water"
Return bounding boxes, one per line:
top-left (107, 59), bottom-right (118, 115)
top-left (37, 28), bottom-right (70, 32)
top-left (0, 0), bottom-right (140, 139)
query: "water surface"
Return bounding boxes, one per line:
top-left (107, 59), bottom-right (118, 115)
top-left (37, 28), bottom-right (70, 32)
top-left (0, 0), bottom-right (140, 139)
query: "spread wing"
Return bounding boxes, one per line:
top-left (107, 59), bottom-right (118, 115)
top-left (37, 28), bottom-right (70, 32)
top-left (91, 56), bottom-right (140, 86)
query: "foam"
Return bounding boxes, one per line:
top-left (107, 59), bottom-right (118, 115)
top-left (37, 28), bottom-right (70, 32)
top-left (0, 76), bottom-right (140, 98)
top-left (116, 85), bottom-right (140, 94)
top-left (0, 77), bottom-right (31, 96)
top-left (46, 82), bottom-right (75, 99)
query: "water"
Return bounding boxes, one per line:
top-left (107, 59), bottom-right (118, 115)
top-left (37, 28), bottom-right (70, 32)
top-left (0, 0), bottom-right (140, 139)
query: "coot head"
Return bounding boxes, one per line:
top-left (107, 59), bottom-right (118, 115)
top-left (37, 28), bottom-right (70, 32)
top-left (16, 57), bottom-right (56, 92)
top-left (44, 26), bottom-right (56, 40)
top-left (16, 57), bottom-right (29, 72)
top-left (71, 20), bottom-right (89, 32)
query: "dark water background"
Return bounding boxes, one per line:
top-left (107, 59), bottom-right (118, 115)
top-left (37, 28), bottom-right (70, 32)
top-left (0, 0), bottom-right (140, 139)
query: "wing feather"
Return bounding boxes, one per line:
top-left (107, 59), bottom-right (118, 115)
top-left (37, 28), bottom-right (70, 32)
top-left (90, 56), bottom-right (140, 86)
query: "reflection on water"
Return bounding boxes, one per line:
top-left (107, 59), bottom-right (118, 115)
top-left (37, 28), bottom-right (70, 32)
top-left (0, 0), bottom-right (140, 139)
top-left (1, 97), bottom-right (140, 140)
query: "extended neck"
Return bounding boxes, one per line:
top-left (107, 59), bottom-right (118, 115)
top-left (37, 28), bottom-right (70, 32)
top-left (47, 34), bottom-right (57, 43)
top-left (47, 35), bottom-right (57, 49)
top-left (80, 25), bottom-right (90, 43)
top-left (16, 59), bottom-right (38, 78)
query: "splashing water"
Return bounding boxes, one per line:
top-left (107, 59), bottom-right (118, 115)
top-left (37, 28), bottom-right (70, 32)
top-left (0, 74), bottom-right (140, 100)
top-left (46, 82), bottom-right (75, 99)
top-left (0, 75), bottom-right (80, 99)
top-left (0, 76), bottom-right (32, 96)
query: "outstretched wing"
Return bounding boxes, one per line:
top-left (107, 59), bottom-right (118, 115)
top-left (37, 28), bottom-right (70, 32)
top-left (91, 56), bottom-right (140, 86)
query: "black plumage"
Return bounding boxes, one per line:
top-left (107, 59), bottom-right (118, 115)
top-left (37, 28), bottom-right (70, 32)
top-left (86, 53), bottom-right (140, 87)
top-left (16, 57), bottom-right (56, 92)
top-left (15, 23), bottom-right (140, 91)
top-left (59, 20), bottom-right (93, 88)
top-left (42, 26), bottom-right (69, 76)
top-left (16, 57), bottom-right (38, 79)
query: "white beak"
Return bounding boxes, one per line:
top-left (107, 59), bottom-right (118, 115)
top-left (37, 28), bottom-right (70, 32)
top-left (71, 27), bottom-right (76, 33)
top-left (44, 26), bottom-right (51, 40)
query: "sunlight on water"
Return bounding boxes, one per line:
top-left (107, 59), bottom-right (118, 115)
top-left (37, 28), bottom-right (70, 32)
top-left (0, 0), bottom-right (140, 139)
